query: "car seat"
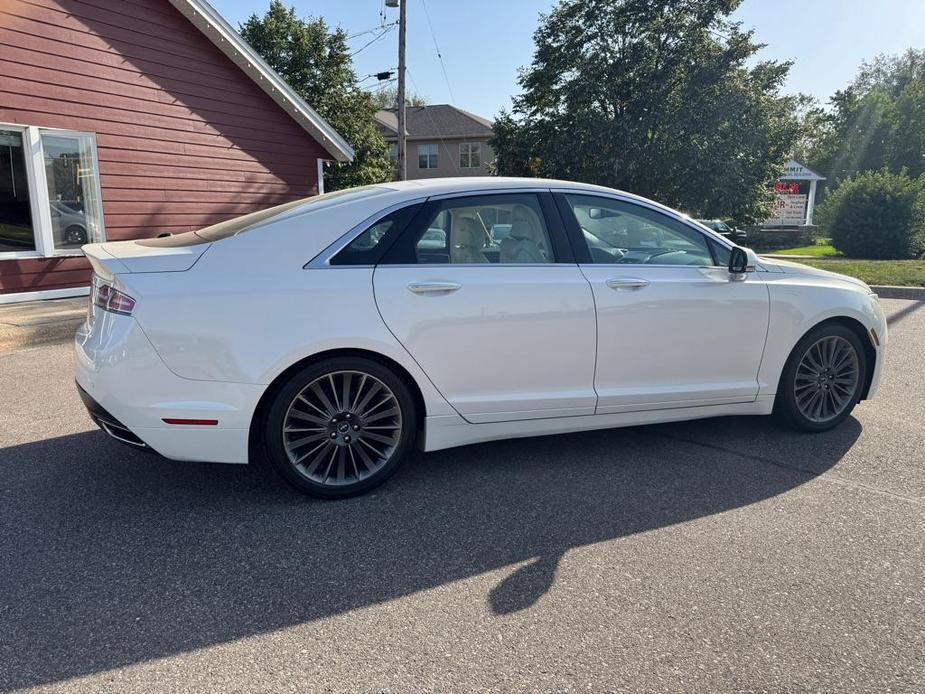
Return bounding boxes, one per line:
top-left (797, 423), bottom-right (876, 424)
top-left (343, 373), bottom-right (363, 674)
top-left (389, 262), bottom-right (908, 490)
top-left (451, 216), bottom-right (489, 263)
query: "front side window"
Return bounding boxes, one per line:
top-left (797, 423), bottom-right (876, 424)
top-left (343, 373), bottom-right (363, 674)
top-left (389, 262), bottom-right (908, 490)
top-left (459, 142), bottom-right (481, 168)
top-left (417, 143), bottom-right (438, 169)
top-left (565, 194), bottom-right (714, 266)
top-left (0, 126), bottom-right (105, 256)
top-left (393, 194), bottom-right (554, 265)
top-left (0, 129), bottom-right (35, 252)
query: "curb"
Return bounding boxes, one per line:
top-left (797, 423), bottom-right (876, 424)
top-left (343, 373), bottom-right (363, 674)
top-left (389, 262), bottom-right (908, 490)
top-left (0, 297), bottom-right (86, 353)
top-left (869, 285), bottom-right (925, 300)
top-left (0, 318), bottom-right (82, 353)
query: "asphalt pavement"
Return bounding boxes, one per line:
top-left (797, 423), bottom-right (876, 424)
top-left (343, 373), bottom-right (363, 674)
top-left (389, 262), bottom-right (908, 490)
top-left (0, 299), bottom-right (922, 692)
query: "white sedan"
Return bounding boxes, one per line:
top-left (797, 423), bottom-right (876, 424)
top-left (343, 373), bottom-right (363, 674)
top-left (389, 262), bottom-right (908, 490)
top-left (76, 178), bottom-right (887, 498)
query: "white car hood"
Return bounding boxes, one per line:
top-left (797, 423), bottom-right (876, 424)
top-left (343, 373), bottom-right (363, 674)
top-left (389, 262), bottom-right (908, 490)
top-left (758, 256), bottom-right (872, 292)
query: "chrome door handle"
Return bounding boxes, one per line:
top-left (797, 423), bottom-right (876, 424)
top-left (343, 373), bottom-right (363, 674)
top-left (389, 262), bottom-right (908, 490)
top-left (407, 281), bottom-right (462, 294)
top-left (606, 277), bottom-right (649, 291)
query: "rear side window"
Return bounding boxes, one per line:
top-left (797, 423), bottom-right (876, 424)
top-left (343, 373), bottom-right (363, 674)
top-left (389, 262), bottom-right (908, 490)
top-left (382, 193), bottom-right (557, 265)
top-left (329, 203), bottom-right (423, 266)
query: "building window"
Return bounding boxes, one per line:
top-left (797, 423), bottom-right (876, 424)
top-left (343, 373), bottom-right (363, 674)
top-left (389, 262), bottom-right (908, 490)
top-left (0, 125), bottom-right (105, 257)
top-left (0, 130), bottom-right (34, 253)
top-left (387, 143), bottom-right (398, 164)
top-left (418, 143), bottom-right (438, 169)
top-left (459, 142), bottom-right (481, 168)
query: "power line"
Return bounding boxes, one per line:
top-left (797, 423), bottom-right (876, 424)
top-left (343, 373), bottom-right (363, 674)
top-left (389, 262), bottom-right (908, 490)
top-left (347, 21), bottom-right (397, 41)
top-left (420, 0), bottom-right (456, 104)
top-left (370, 78), bottom-right (398, 93)
top-left (350, 24), bottom-right (395, 57)
top-left (407, 68), bottom-right (460, 175)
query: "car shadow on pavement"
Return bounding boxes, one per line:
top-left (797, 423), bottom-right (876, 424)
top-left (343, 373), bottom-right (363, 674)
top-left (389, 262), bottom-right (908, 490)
top-left (0, 415), bottom-right (860, 691)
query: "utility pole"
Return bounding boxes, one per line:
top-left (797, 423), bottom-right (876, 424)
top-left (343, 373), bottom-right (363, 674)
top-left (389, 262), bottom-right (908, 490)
top-left (396, 0), bottom-right (407, 181)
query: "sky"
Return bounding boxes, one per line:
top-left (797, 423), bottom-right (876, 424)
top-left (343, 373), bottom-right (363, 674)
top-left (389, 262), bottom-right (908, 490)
top-left (211, 0), bottom-right (925, 120)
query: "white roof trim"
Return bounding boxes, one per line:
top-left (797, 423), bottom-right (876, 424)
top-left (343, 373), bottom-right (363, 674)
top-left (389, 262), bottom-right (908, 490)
top-left (168, 0), bottom-right (354, 162)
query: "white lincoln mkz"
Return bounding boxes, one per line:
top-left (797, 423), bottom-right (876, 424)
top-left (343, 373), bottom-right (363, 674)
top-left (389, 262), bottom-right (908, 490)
top-left (76, 178), bottom-right (887, 498)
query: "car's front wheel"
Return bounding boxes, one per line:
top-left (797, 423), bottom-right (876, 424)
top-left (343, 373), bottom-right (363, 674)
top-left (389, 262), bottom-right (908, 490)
top-left (774, 323), bottom-right (867, 432)
top-left (65, 225), bottom-right (87, 245)
top-left (264, 357), bottom-right (417, 498)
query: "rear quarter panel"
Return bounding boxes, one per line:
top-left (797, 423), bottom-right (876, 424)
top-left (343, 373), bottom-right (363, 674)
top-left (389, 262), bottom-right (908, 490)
top-left (121, 196), bottom-right (454, 417)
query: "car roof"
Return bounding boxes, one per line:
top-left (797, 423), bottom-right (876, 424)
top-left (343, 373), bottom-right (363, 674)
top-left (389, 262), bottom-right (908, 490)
top-left (374, 176), bottom-right (624, 199)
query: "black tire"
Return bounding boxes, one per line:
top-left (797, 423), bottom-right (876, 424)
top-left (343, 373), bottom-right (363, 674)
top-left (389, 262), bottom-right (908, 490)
top-left (774, 323), bottom-right (867, 432)
top-left (264, 357), bottom-right (418, 499)
top-left (65, 225), bottom-right (87, 245)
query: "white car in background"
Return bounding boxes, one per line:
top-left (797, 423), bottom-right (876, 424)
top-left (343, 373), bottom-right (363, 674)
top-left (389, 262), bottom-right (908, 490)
top-left (76, 178), bottom-right (886, 498)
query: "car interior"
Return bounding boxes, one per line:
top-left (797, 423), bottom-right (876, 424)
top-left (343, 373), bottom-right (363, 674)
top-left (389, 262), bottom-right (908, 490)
top-left (568, 196), bottom-right (716, 266)
top-left (415, 201), bottom-right (553, 264)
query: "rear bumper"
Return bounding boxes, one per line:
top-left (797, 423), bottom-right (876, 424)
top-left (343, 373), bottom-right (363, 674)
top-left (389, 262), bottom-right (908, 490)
top-left (77, 383), bottom-right (151, 450)
top-left (75, 310), bottom-right (261, 464)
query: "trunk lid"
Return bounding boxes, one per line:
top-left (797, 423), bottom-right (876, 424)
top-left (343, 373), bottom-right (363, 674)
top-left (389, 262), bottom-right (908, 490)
top-left (82, 239), bottom-right (212, 277)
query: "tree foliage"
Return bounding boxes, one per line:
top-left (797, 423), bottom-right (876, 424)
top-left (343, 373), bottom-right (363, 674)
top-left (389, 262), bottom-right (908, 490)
top-left (492, 0), bottom-right (800, 223)
top-left (805, 50), bottom-right (925, 186)
top-left (817, 169), bottom-right (925, 259)
top-left (240, 1), bottom-right (391, 190)
top-left (369, 85), bottom-right (428, 110)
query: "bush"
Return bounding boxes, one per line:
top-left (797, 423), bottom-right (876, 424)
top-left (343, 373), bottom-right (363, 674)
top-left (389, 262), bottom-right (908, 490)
top-left (817, 170), bottom-right (925, 259)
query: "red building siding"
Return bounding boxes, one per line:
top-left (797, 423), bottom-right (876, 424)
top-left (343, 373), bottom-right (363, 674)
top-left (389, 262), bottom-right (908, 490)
top-left (0, 0), bottom-right (328, 294)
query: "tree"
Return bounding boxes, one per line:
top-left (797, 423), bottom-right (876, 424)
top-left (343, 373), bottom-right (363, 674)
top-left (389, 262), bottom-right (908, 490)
top-left (492, 0), bottom-right (801, 223)
top-left (806, 49), bottom-right (925, 185)
top-left (369, 85), bottom-right (428, 110)
top-left (240, 1), bottom-right (391, 190)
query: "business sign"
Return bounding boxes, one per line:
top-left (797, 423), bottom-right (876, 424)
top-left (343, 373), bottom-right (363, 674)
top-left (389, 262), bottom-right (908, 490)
top-left (780, 160), bottom-right (824, 181)
top-left (765, 193), bottom-right (807, 226)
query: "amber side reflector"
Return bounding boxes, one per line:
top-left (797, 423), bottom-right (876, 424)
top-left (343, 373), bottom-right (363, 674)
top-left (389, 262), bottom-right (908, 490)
top-left (870, 328), bottom-right (880, 346)
top-left (162, 418), bottom-right (219, 426)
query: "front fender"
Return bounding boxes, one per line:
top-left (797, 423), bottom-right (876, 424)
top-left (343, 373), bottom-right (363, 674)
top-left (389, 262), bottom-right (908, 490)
top-left (759, 277), bottom-right (886, 397)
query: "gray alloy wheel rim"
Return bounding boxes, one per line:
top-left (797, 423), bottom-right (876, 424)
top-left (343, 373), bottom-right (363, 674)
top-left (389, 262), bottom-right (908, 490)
top-left (282, 370), bottom-right (402, 487)
top-left (794, 335), bottom-right (860, 423)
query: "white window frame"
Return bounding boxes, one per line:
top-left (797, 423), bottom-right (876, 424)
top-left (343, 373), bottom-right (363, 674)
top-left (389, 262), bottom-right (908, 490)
top-left (0, 122), bottom-right (106, 260)
top-left (459, 142), bottom-right (481, 168)
top-left (417, 143), bottom-right (438, 169)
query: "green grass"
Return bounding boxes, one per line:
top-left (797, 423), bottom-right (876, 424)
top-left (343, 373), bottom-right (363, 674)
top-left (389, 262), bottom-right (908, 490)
top-left (768, 244), bottom-right (841, 257)
top-left (0, 222), bottom-right (36, 250)
top-left (766, 238), bottom-right (841, 257)
top-left (789, 258), bottom-right (925, 287)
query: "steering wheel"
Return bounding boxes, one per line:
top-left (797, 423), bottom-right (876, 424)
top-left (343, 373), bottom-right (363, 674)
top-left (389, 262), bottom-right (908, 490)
top-left (641, 249), bottom-right (683, 264)
top-left (581, 225), bottom-right (626, 261)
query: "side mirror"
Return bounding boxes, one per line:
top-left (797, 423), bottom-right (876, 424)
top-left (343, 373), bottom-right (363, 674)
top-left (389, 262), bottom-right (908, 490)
top-left (728, 246), bottom-right (755, 277)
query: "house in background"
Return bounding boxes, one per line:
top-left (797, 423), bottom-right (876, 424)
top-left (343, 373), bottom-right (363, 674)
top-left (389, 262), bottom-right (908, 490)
top-left (0, 0), bottom-right (352, 303)
top-left (374, 105), bottom-right (494, 180)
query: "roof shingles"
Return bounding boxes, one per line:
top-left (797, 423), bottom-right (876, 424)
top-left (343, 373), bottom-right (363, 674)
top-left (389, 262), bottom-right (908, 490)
top-left (375, 105), bottom-right (493, 140)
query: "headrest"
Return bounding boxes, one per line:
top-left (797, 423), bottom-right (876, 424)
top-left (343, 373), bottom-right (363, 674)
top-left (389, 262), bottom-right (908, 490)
top-left (510, 219), bottom-right (542, 243)
top-left (454, 217), bottom-right (483, 248)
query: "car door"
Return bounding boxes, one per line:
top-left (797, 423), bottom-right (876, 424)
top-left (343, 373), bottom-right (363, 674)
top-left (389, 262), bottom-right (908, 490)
top-left (373, 191), bottom-right (598, 423)
top-left (555, 192), bottom-right (770, 414)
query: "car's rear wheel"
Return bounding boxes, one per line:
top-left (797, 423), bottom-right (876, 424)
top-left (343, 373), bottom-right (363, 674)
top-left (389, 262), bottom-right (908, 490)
top-left (774, 323), bottom-right (867, 432)
top-left (264, 357), bottom-right (417, 498)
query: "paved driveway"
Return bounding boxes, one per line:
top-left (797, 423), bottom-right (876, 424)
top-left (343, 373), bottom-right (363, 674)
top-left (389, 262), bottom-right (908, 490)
top-left (1, 299), bottom-right (922, 692)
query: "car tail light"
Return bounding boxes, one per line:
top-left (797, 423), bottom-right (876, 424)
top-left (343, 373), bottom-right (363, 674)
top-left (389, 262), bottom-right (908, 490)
top-left (91, 275), bottom-right (136, 316)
